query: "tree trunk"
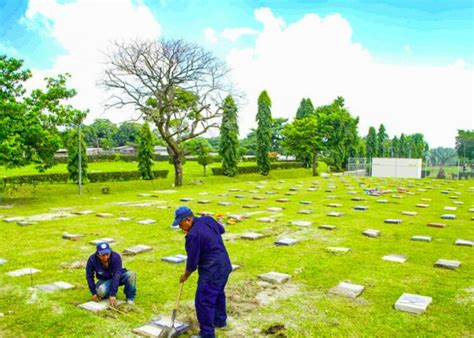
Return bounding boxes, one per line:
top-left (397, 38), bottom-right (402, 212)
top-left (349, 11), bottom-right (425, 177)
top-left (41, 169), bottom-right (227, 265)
top-left (312, 151), bottom-right (318, 176)
top-left (173, 154), bottom-right (183, 186)
top-left (203, 165), bottom-right (207, 176)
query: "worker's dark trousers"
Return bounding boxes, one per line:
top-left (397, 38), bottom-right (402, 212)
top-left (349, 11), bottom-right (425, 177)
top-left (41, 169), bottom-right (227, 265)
top-left (195, 273), bottom-right (230, 338)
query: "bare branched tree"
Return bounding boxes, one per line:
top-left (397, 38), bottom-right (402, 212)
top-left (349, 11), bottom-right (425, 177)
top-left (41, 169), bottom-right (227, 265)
top-left (101, 39), bottom-right (233, 186)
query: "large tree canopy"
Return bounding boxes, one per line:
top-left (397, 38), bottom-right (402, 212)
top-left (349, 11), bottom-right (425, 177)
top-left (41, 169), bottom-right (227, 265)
top-left (102, 39), bottom-right (233, 186)
top-left (455, 129), bottom-right (474, 161)
top-left (0, 55), bottom-right (83, 171)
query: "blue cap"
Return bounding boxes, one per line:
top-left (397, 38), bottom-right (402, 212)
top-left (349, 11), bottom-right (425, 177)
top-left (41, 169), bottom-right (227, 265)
top-left (172, 206), bottom-right (193, 226)
top-left (96, 242), bottom-right (111, 256)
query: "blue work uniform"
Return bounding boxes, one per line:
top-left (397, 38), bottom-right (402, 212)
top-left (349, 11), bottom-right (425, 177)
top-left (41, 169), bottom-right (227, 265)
top-left (86, 251), bottom-right (136, 301)
top-left (185, 216), bottom-right (232, 338)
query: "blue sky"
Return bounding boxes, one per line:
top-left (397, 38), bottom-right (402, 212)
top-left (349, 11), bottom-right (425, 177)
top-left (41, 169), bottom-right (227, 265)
top-left (0, 0), bottom-right (473, 147)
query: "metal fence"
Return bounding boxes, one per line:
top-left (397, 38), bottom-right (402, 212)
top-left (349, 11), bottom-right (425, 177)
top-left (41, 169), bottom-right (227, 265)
top-left (346, 158), bottom-right (370, 176)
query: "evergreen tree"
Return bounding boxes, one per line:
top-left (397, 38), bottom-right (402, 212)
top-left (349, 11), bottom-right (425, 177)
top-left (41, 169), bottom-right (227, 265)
top-left (296, 98), bottom-right (315, 119)
top-left (391, 136), bottom-right (399, 157)
top-left (66, 127), bottom-right (87, 183)
top-left (399, 133), bottom-right (408, 157)
top-left (377, 124), bottom-right (388, 157)
top-left (138, 122), bottom-right (154, 180)
top-left (219, 95), bottom-right (239, 176)
top-left (366, 127), bottom-right (378, 160)
top-left (256, 90), bottom-right (272, 175)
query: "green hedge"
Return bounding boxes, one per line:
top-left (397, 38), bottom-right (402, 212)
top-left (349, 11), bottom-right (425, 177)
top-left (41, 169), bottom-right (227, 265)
top-left (211, 162), bottom-right (304, 175)
top-left (54, 154), bottom-right (172, 163)
top-left (1, 170), bottom-right (169, 186)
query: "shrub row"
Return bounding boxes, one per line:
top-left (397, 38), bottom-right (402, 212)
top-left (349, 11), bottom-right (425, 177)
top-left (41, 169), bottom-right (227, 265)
top-left (54, 154), bottom-right (172, 163)
top-left (211, 162), bottom-right (304, 175)
top-left (1, 170), bottom-right (169, 186)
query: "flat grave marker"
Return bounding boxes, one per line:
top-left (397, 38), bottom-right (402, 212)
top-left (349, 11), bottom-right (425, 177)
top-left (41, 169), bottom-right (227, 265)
top-left (290, 220), bottom-right (312, 227)
top-left (377, 199), bottom-right (389, 204)
top-left (382, 254), bottom-right (407, 263)
top-left (242, 204), bottom-right (259, 209)
top-left (267, 207), bottom-right (283, 212)
top-left (35, 281), bottom-right (74, 292)
top-left (444, 206), bottom-right (457, 211)
top-left (327, 203), bottom-right (342, 208)
top-left (394, 293), bottom-right (432, 315)
top-left (123, 245), bottom-right (153, 256)
top-left (138, 219), bottom-right (156, 225)
top-left (73, 210), bottom-right (94, 215)
top-left (96, 213), bottom-right (113, 218)
top-left (363, 229), bottom-right (380, 238)
top-left (434, 259), bottom-right (461, 270)
top-left (319, 224), bottom-right (336, 230)
top-left (402, 211), bottom-right (417, 216)
top-left (132, 325), bottom-right (163, 337)
top-left (385, 219), bottom-right (402, 224)
top-left (329, 282), bottom-right (364, 299)
top-left (275, 238), bottom-right (298, 246)
top-left (78, 301), bottom-right (108, 313)
top-left (161, 254), bottom-right (187, 264)
top-left (218, 201), bottom-right (232, 206)
top-left (276, 198), bottom-right (290, 203)
top-left (351, 197), bottom-right (365, 202)
top-left (117, 217), bottom-right (133, 221)
top-left (256, 217), bottom-right (276, 223)
top-left (441, 214), bottom-right (456, 220)
top-left (62, 233), bottom-right (84, 240)
top-left (354, 205), bottom-right (368, 211)
top-left (427, 222), bottom-right (447, 228)
top-left (7, 268), bottom-right (41, 277)
top-left (197, 200), bottom-right (211, 204)
top-left (150, 317), bottom-right (190, 335)
top-left (326, 247), bottom-right (351, 254)
top-left (455, 239), bottom-right (473, 247)
top-left (327, 212), bottom-right (344, 217)
top-left (180, 198), bottom-right (193, 202)
top-left (241, 232), bottom-right (265, 240)
top-left (0, 258), bottom-right (7, 265)
top-left (416, 204), bottom-right (429, 208)
top-left (89, 238), bottom-right (115, 245)
top-left (411, 236), bottom-right (432, 242)
top-left (299, 201), bottom-right (312, 205)
top-left (258, 272), bottom-right (291, 284)
top-left (298, 209), bottom-right (313, 214)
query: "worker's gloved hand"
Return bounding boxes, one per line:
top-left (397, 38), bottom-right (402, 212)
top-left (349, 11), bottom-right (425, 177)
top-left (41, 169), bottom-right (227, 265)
top-left (109, 296), bottom-right (117, 307)
top-left (91, 294), bottom-right (100, 302)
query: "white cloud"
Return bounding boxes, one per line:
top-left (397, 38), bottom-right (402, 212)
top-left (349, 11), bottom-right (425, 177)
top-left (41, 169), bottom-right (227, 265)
top-left (203, 27), bottom-right (218, 44)
top-left (224, 8), bottom-right (473, 148)
top-left (404, 44), bottom-right (412, 53)
top-left (0, 42), bottom-right (20, 57)
top-left (220, 27), bottom-right (259, 42)
top-left (22, 0), bottom-right (161, 123)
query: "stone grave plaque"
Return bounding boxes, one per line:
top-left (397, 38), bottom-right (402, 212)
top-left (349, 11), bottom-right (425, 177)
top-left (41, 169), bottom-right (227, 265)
top-left (441, 190), bottom-right (449, 194)
top-left (382, 254), bottom-right (407, 263)
top-left (411, 236), bottom-right (432, 242)
top-left (329, 282), bottom-right (364, 299)
top-left (265, 191), bottom-right (277, 195)
top-left (421, 198), bottom-right (431, 202)
top-left (137, 193), bottom-right (152, 197)
top-left (78, 301), bottom-right (108, 313)
top-left (434, 259), bottom-right (461, 270)
top-left (391, 194), bottom-right (402, 199)
top-left (150, 317), bottom-right (190, 335)
top-left (241, 232), bottom-right (265, 240)
top-left (243, 204), bottom-right (259, 209)
top-left (228, 214), bottom-right (247, 221)
top-left (275, 238), bottom-right (298, 246)
top-left (351, 197), bottom-right (365, 202)
top-left (89, 238), bottom-right (115, 245)
top-left (326, 247), bottom-right (351, 254)
top-left (298, 209), bottom-right (313, 214)
top-left (133, 325), bottom-right (163, 337)
top-left (363, 229), bottom-right (380, 238)
top-left (17, 221), bottom-right (36, 226)
top-left (267, 207), bottom-right (283, 212)
top-left (54, 281), bottom-right (74, 289)
top-left (138, 219), bottom-right (156, 225)
top-left (218, 201), bottom-right (232, 206)
top-left (73, 210), bottom-right (94, 215)
top-left (427, 222), bottom-right (446, 228)
top-left (258, 272), bottom-right (291, 284)
top-left (3, 216), bottom-right (26, 223)
top-left (453, 201), bottom-right (463, 205)
top-left (416, 204), bottom-right (429, 208)
top-left (234, 195), bottom-right (246, 199)
top-left (197, 200), bottom-right (211, 204)
top-left (198, 192), bottom-right (209, 196)
top-left (299, 201), bottom-right (312, 205)
top-left (62, 233), bottom-right (84, 240)
top-left (441, 214), bottom-right (456, 220)
top-left (117, 217), bottom-right (133, 221)
top-left (123, 245), bottom-right (153, 256)
top-left (354, 206), bottom-right (368, 211)
top-left (385, 219), bottom-right (402, 224)
top-left (0, 258), bottom-right (7, 265)
top-left (96, 213), bottom-right (113, 218)
top-left (449, 196), bottom-right (458, 199)
top-left (394, 293), bottom-right (432, 314)
top-left (455, 239), bottom-right (473, 247)
top-left (289, 187), bottom-right (299, 191)
top-left (180, 197), bottom-right (193, 202)
top-left (35, 281), bottom-right (74, 292)
top-left (444, 206), bottom-right (457, 211)
top-left (290, 220), bottom-right (312, 227)
top-left (161, 255), bottom-right (187, 264)
top-left (327, 212), bottom-right (343, 217)
top-left (319, 224), bottom-right (336, 230)
top-left (347, 191), bottom-right (357, 195)
top-left (199, 211), bottom-right (213, 216)
top-left (307, 188), bottom-right (317, 192)
top-left (256, 217), bottom-right (275, 223)
top-left (402, 211), bottom-right (417, 216)
top-left (6, 268), bottom-right (40, 277)
top-left (377, 199), bottom-right (389, 203)
top-left (327, 203), bottom-right (342, 208)
top-left (253, 196), bottom-right (265, 201)
top-left (229, 188), bottom-right (240, 192)
top-left (276, 198), bottom-right (290, 203)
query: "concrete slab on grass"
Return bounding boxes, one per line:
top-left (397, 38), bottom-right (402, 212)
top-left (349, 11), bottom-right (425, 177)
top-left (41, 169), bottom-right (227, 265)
top-left (329, 282), bottom-right (364, 299)
top-left (275, 238), bottom-right (298, 246)
top-left (394, 293), bottom-right (432, 315)
top-left (434, 259), bottom-right (461, 270)
top-left (6, 268), bottom-right (40, 277)
top-left (123, 245), bottom-right (153, 256)
top-left (258, 272), bottom-right (291, 284)
top-left (411, 236), bottom-right (432, 242)
top-left (161, 255), bottom-right (187, 264)
top-left (382, 254), bottom-right (407, 263)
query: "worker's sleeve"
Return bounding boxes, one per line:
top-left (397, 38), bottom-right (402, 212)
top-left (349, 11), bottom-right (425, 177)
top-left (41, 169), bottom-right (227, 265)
top-left (85, 257), bottom-right (97, 295)
top-left (109, 255), bottom-right (123, 297)
top-left (185, 233), bottom-right (200, 273)
top-left (217, 221), bottom-right (225, 234)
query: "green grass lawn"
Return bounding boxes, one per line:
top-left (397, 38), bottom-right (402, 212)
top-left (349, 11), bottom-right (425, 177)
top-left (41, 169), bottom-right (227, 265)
top-left (0, 166), bottom-right (472, 337)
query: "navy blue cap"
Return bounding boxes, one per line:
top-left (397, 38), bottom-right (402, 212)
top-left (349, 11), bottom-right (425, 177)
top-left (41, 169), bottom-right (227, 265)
top-left (96, 242), bottom-right (111, 256)
top-left (172, 206), bottom-right (193, 226)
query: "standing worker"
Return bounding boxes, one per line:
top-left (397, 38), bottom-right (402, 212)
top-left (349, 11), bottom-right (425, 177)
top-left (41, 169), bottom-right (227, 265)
top-left (173, 206), bottom-right (232, 338)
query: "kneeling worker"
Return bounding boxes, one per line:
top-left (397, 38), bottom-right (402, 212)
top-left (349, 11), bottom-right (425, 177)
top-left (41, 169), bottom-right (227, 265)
top-left (173, 206), bottom-right (232, 338)
top-left (86, 242), bottom-right (136, 306)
